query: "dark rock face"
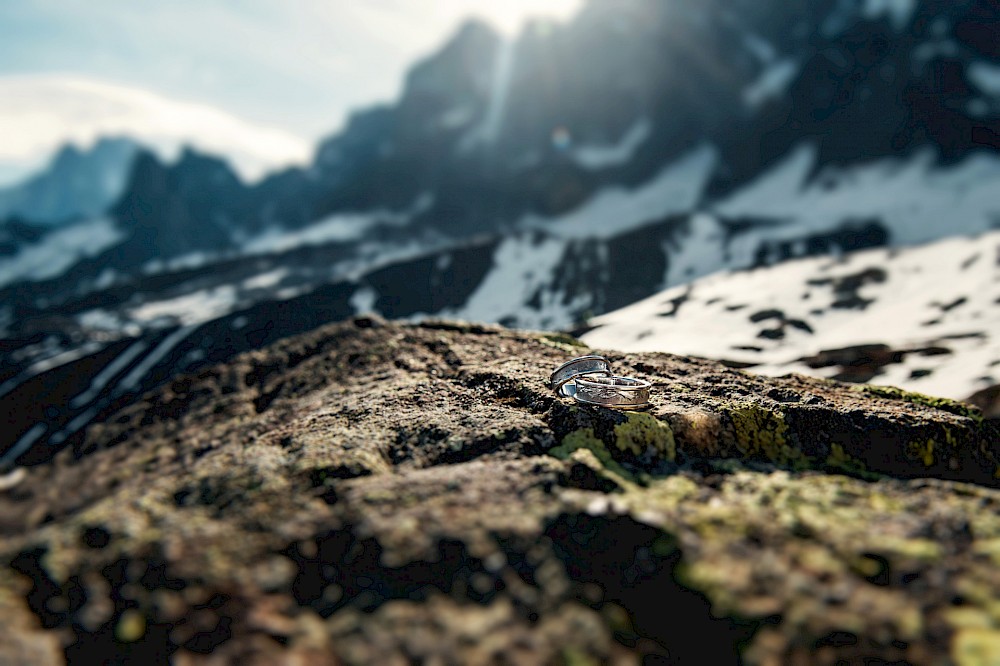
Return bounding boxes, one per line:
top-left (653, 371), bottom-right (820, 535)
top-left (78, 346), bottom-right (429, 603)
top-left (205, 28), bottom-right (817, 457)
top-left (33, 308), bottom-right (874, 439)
top-left (0, 319), bottom-right (997, 664)
top-left (968, 383), bottom-right (1000, 420)
top-left (110, 149), bottom-right (243, 265)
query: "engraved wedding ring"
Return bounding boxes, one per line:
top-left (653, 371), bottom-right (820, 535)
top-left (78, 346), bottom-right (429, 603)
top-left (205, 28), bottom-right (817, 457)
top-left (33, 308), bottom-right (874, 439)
top-left (549, 355), bottom-right (652, 410)
top-left (573, 374), bottom-right (652, 410)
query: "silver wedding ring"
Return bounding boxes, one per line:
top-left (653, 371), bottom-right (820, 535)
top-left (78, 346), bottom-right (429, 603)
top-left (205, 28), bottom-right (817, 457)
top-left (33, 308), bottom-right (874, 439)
top-left (550, 355), bottom-right (652, 410)
top-left (573, 374), bottom-right (652, 410)
top-left (549, 355), bottom-right (612, 397)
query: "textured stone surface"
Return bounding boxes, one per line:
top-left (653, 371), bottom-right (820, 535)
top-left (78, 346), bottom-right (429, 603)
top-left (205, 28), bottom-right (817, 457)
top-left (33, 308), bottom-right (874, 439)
top-left (0, 317), bottom-right (998, 664)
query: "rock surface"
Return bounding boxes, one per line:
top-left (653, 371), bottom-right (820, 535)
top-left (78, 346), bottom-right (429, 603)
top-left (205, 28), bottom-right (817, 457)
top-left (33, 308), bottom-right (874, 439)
top-left (1, 318), bottom-right (998, 665)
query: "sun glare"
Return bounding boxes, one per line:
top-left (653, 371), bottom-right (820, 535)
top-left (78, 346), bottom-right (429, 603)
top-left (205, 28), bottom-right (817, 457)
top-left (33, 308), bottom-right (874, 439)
top-left (451, 0), bottom-right (583, 35)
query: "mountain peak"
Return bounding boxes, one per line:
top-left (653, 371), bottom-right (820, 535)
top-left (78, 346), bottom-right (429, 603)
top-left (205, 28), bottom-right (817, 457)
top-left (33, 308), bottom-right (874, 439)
top-left (0, 135), bottom-right (142, 226)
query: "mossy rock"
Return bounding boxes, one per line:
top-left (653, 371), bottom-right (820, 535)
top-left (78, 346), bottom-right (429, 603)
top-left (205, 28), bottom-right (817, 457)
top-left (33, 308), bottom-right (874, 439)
top-left (0, 319), bottom-right (998, 664)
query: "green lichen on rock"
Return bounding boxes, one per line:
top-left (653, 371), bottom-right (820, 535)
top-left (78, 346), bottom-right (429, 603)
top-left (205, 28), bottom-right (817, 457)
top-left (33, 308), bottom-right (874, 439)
top-left (549, 412), bottom-right (676, 482)
top-left (855, 384), bottom-right (984, 422)
top-left (723, 403), bottom-right (809, 468)
top-left (952, 628), bottom-right (1000, 666)
top-left (538, 332), bottom-right (590, 353)
top-left (824, 443), bottom-right (880, 480)
top-left (114, 609), bottom-right (146, 643)
top-left (612, 412), bottom-right (676, 462)
top-left (908, 439), bottom-right (936, 467)
top-left (550, 428), bottom-right (634, 481)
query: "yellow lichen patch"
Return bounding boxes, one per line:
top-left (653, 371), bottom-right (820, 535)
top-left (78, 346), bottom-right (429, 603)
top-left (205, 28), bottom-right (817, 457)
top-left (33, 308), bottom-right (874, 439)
top-left (907, 439), bottom-right (936, 468)
top-left (567, 448), bottom-right (609, 477)
top-left (677, 557), bottom-right (756, 617)
top-left (538, 333), bottom-right (590, 353)
top-left (612, 413), bottom-right (676, 462)
top-left (561, 647), bottom-right (601, 666)
top-left (567, 448), bottom-right (631, 491)
top-left (852, 554), bottom-right (885, 578)
top-left (972, 539), bottom-right (1000, 566)
top-left (952, 628), bottom-right (1000, 666)
top-left (636, 475), bottom-right (701, 511)
top-left (824, 443), bottom-right (881, 480)
top-left (878, 537), bottom-right (944, 564)
top-left (115, 609), bottom-right (146, 642)
top-left (726, 404), bottom-right (809, 468)
top-left (945, 607), bottom-right (995, 631)
top-left (550, 428), bottom-right (633, 481)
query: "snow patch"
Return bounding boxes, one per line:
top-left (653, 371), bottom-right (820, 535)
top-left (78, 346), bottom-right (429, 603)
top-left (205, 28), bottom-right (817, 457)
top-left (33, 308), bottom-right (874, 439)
top-left (70, 339), bottom-right (149, 408)
top-left (350, 286), bottom-right (378, 315)
top-left (521, 144), bottom-right (717, 240)
top-left (118, 326), bottom-right (197, 392)
top-left (572, 118), bottom-right (652, 170)
top-left (242, 194), bottom-right (432, 256)
top-left (742, 32), bottom-right (777, 64)
top-left (129, 285), bottom-right (238, 326)
top-left (438, 106), bottom-right (476, 130)
top-left (715, 144), bottom-right (1000, 254)
top-left (968, 61), bottom-right (1000, 98)
top-left (862, 0), bottom-right (917, 31)
top-left (1, 423), bottom-right (46, 468)
top-left (143, 251), bottom-right (213, 275)
top-left (448, 235), bottom-right (581, 329)
top-left (664, 213), bottom-right (727, 286)
top-left (244, 214), bottom-right (379, 255)
top-left (242, 267), bottom-right (289, 291)
top-left (0, 217), bottom-right (123, 288)
top-left (743, 60), bottom-right (799, 108)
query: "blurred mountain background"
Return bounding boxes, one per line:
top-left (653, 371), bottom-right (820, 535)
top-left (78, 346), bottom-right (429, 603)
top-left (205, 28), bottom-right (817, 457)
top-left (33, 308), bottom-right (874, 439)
top-left (2, 0), bottom-right (999, 467)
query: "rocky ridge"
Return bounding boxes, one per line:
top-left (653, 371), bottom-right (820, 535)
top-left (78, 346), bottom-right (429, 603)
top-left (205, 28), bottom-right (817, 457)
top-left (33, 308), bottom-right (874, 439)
top-left (0, 318), bottom-right (998, 664)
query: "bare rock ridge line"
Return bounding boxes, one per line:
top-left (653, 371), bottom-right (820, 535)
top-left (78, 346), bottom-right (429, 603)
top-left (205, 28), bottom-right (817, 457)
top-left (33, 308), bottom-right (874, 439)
top-left (0, 317), bottom-right (998, 664)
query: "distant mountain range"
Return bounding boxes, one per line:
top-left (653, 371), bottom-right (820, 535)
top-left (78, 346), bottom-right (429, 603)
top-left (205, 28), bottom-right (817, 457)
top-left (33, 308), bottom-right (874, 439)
top-left (2, 0), bottom-right (1000, 467)
top-left (0, 137), bottom-right (139, 227)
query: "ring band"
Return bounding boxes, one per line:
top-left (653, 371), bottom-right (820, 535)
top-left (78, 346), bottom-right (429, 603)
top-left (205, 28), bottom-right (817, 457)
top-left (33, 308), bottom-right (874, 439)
top-left (572, 374), bottom-right (652, 410)
top-left (549, 355), bottom-right (613, 397)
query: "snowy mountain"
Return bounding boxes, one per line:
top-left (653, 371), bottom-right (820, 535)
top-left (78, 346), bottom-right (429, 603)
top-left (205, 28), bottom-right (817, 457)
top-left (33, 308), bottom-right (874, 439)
top-left (3, 0), bottom-right (1000, 466)
top-left (0, 137), bottom-right (139, 226)
top-left (582, 231), bottom-right (1000, 403)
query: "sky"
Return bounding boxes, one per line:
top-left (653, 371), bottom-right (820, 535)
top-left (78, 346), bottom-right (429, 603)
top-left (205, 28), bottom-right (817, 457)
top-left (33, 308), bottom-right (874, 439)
top-left (0, 1), bottom-right (582, 185)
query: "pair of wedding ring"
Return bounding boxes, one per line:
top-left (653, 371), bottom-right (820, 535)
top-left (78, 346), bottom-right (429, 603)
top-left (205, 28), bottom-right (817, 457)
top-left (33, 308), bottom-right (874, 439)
top-left (549, 355), bottom-right (651, 410)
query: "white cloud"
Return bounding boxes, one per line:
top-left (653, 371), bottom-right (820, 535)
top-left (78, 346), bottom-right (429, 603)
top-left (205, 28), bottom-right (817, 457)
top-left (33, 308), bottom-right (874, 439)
top-left (0, 74), bottom-right (312, 183)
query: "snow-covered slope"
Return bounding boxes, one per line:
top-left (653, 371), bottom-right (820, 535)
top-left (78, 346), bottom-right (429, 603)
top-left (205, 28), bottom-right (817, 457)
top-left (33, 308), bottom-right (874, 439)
top-left (436, 146), bottom-right (1000, 330)
top-left (0, 218), bottom-right (123, 288)
top-left (582, 231), bottom-right (1000, 401)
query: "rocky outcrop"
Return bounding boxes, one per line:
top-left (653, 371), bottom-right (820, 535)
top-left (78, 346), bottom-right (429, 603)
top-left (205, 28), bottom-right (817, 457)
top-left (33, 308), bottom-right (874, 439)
top-left (0, 318), bottom-right (998, 664)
